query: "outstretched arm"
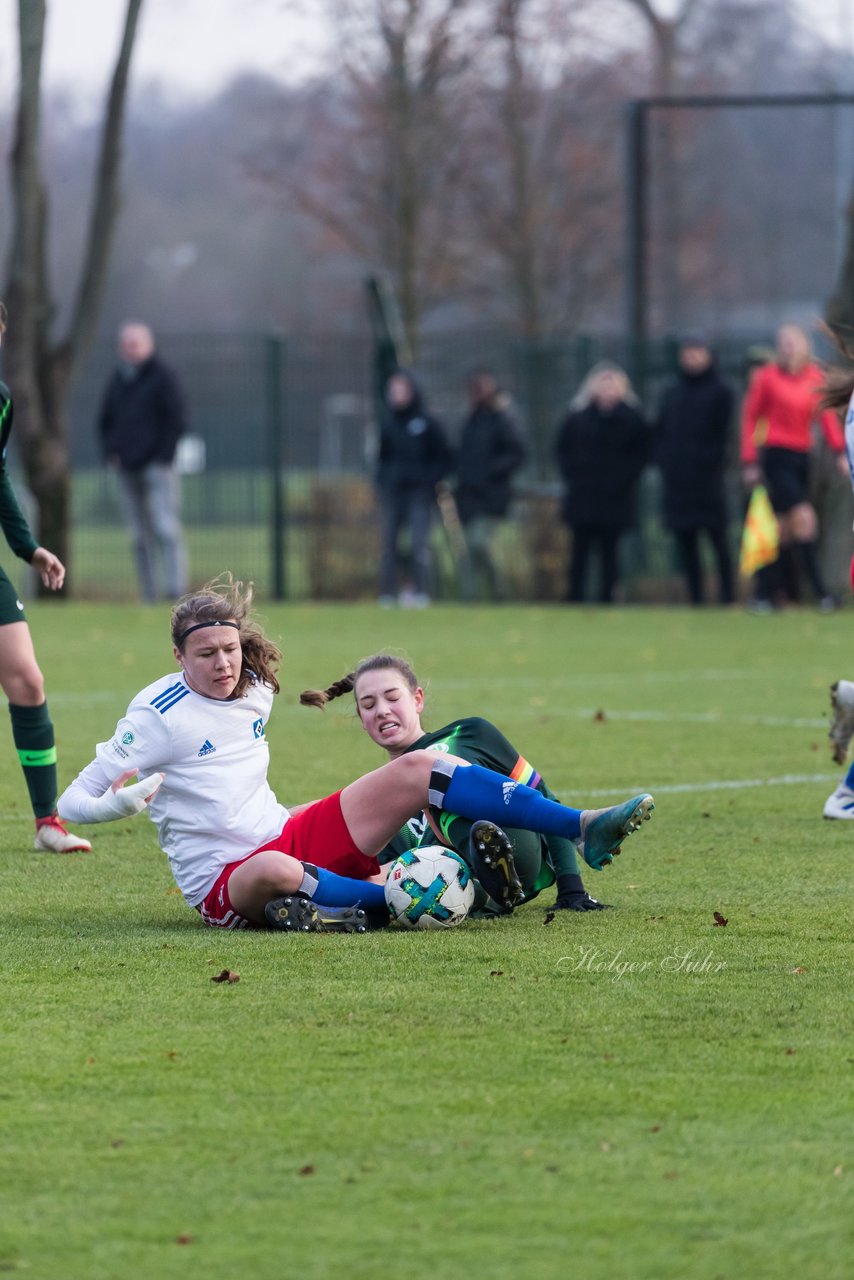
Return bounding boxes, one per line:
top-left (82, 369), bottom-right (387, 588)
top-left (59, 761), bottom-right (164, 824)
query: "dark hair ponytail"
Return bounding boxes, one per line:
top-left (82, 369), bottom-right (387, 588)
top-left (301, 653), bottom-right (419, 710)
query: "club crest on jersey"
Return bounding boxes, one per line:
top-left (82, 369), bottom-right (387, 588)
top-left (197, 739), bottom-right (216, 757)
top-left (252, 719), bottom-right (265, 739)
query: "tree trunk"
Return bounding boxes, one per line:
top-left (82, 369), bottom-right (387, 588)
top-left (4, 0), bottom-right (143, 596)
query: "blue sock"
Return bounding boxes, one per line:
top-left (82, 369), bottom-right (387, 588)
top-left (435, 762), bottom-right (582, 841)
top-left (844, 761), bottom-right (854, 790)
top-left (306, 865), bottom-right (388, 912)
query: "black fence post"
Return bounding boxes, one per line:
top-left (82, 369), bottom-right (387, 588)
top-left (266, 334), bottom-right (286, 601)
top-left (625, 98), bottom-right (648, 396)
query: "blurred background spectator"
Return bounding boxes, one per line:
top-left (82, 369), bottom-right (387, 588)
top-left (454, 370), bottom-right (527, 602)
top-left (555, 363), bottom-right (650, 605)
top-left (655, 336), bottom-right (735, 606)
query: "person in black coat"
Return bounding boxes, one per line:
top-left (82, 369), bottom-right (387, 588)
top-left (376, 369), bottom-right (452, 606)
top-left (555, 363), bottom-right (649, 604)
top-left (455, 370), bottom-right (526, 601)
top-left (98, 322), bottom-right (188, 602)
top-left (655, 338), bottom-right (735, 605)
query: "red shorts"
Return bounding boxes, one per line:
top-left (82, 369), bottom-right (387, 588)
top-left (196, 790), bottom-right (379, 929)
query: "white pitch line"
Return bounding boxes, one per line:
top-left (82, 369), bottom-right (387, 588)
top-left (437, 668), bottom-right (772, 690)
top-left (582, 772), bottom-right (838, 798)
top-left (573, 708), bottom-right (828, 729)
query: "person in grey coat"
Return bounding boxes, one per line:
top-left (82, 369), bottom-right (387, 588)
top-left (98, 322), bottom-right (188, 602)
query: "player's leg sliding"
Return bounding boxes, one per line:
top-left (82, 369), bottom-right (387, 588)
top-left (823, 681), bottom-right (854, 818)
top-left (431, 759), bottom-right (654, 871)
top-left (468, 820), bottom-right (524, 911)
top-left (265, 861), bottom-right (388, 932)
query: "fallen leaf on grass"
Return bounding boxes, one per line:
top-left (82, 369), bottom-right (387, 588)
top-left (649, 1124), bottom-right (662, 1133)
top-left (110, 1139), bottom-right (125, 1148)
top-left (785, 1048), bottom-right (797, 1056)
top-left (298, 1165), bottom-right (315, 1177)
top-left (593, 709), bottom-right (606, 722)
top-left (176, 1235), bottom-right (194, 1245)
top-left (543, 911), bottom-right (556, 925)
top-left (663, 1171), bottom-right (679, 1181)
top-left (791, 966), bottom-right (808, 975)
top-left (701, 812), bottom-right (712, 819)
top-left (834, 1165), bottom-right (843, 1177)
top-left (713, 912), bottom-right (728, 927)
top-left (210, 969), bottom-right (240, 984)
top-left (489, 970), bottom-right (504, 977)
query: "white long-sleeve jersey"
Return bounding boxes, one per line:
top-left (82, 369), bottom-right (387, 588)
top-left (58, 671), bottom-right (289, 907)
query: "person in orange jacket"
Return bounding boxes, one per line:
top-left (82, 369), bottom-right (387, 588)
top-left (740, 324), bottom-right (848, 609)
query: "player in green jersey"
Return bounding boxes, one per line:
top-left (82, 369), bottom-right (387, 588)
top-left (301, 653), bottom-right (615, 915)
top-left (0, 303), bottom-right (91, 853)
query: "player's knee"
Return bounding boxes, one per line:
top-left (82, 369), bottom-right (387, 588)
top-left (6, 667), bottom-right (45, 706)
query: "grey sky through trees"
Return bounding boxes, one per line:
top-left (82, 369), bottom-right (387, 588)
top-left (0, 0), bottom-right (847, 112)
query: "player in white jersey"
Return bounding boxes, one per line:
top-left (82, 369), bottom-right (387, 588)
top-left (59, 577), bottom-right (655, 931)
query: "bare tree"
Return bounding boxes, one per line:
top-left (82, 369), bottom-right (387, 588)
top-left (3, 0), bottom-right (143, 590)
top-left (290, 0), bottom-right (475, 353)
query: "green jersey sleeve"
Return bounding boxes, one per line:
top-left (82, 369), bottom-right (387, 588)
top-left (0, 383), bottom-right (39, 563)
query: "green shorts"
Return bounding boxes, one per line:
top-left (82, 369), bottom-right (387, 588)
top-left (0, 567), bottom-right (27, 625)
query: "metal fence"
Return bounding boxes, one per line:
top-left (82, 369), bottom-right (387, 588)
top-left (11, 329), bottom-right (853, 602)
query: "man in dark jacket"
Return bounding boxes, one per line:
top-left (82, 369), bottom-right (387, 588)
top-left (655, 337), bottom-right (735, 605)
top-left (455, 371), bottom-right (526, 601)
top-left (376, 369), bottom-right (452, 606)
top-left (98, 323), bottom-right (188, 602)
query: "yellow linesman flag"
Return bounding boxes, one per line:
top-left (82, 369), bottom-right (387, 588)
top-left (739, 484), bottom-right (779, 577)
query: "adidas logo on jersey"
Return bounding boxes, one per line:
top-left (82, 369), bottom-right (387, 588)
top-left (502, 780), bottom-right (518, 804)
top-left (197, 739), bottom-right (216, 757)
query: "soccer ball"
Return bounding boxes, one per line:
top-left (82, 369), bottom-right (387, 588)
top-left (384, 846), bottom-right (475, 930)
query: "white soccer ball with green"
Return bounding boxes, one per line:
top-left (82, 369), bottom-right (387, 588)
top-left (385, 846), bottom-right (475, 929)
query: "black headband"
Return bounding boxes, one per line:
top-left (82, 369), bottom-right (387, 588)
top-left (176, 620), bottom-right (241, 647)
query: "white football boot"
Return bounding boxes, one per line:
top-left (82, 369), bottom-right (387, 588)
top-left (34, 814), bottom-right (92, 853)
top-left (823, 784), bottom-right (854, 820)
top-left (828, 681), bottom-right (854, 765)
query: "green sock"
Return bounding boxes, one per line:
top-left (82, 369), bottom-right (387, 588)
top-left (9, 702), bottom-right (57, 819)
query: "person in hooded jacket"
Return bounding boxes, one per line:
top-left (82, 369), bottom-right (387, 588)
top-left (655, 337), bottom-right (736, 605)
top-left (555, 363), bottom-right (650, 604)
top-left (375, 369), bottom-right (453, 606)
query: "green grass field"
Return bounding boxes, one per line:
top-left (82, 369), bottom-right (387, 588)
top-left (2, 602), bottom-right (853, 1280)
